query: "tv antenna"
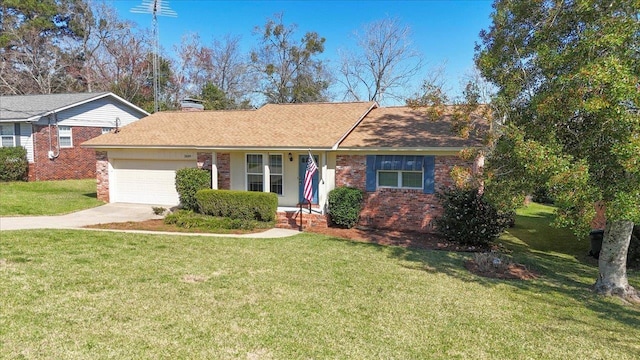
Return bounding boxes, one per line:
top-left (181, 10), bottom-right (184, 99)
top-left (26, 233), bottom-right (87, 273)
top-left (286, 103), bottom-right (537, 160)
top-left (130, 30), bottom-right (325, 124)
top-left (131, 0), bottom-right (177, 113)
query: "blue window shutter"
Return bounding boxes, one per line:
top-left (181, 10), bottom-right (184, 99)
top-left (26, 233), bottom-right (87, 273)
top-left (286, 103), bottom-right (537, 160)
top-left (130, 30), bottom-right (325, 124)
top-left (366, 155), bottom-right (376, 192)
top-left (423, 156), bottom-right (435, 194)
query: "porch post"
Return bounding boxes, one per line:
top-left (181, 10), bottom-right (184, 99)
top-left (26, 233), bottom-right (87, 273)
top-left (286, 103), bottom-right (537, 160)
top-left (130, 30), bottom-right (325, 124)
top-left (320, 152), bottom-right (327, 214)
top-left (263, 153), bottom-right (270, 192)
top-left (210, 152), bottom-right (218, 189)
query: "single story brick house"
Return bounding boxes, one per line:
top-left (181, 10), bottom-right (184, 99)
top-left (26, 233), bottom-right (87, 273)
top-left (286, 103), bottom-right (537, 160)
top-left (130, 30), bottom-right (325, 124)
top-left (0, 92), bottom-right (148, 180)
top-left (82, 101), bottom-right (485, 232)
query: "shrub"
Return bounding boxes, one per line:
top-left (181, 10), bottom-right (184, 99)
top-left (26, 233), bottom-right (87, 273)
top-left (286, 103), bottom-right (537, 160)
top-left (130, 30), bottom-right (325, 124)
top-left (152, 206), bottom-right (167, 215)
top-left (196, 189), bottom-right (278, 222)
top-left (434, 187), bottom-right (511, 247)
top-left (164, 210), bottom-right (269, 230)
top-left (175, 168), bottom-right (211, 211)
top-left (0, 147), bottom-right (28, 182)
top-left (328, 187), bottom-right (364, 228)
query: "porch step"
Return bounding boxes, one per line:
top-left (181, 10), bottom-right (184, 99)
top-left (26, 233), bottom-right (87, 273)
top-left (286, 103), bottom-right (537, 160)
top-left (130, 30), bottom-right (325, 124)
top-left (276, 210), bottom-right (328, 230)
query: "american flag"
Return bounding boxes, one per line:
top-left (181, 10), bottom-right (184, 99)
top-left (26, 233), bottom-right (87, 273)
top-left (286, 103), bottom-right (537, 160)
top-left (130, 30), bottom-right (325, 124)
top-left (303, 151), bottom-right (318, 203)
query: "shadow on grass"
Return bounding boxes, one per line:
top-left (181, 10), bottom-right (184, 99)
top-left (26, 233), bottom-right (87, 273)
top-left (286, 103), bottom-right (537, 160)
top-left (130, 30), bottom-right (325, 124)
top-left (83, 192), bottom-right (98, 199)
top-left (384, 239), bottom-right (640, 328)
top-left (335, 206), bottom-right (640, 328)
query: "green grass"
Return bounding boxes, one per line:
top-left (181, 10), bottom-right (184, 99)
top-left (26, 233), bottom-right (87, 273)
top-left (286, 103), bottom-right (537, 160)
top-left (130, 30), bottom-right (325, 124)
top-left (1, 216), bottom-right (639, 359)
top-left (0, 179), bottom-right (103, 216)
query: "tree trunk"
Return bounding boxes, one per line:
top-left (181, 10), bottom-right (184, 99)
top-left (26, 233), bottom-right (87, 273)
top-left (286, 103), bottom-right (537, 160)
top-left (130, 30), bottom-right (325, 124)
top-left (593, 220), bottom-right (639, 302)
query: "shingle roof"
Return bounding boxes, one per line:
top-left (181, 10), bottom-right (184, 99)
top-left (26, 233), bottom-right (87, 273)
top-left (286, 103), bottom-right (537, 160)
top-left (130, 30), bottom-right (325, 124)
top-left (0, 92), bottom-right (113, 121)
top-left (83, 102), bottom-right (488, 150)
top-left (338, 106), bottom-right (488, 149)
top-left (83, 102), bottom-right (377, 149)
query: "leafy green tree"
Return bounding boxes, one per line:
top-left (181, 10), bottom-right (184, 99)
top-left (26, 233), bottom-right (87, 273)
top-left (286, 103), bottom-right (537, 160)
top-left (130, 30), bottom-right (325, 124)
top-left (200, 83), bottom-right (235, 110)
top-left (0, 0), bottom-right (91, 94)
top-left (476, 0), bottom-right (640, 301)
top-left (250, 13), bottom-right (331, 104)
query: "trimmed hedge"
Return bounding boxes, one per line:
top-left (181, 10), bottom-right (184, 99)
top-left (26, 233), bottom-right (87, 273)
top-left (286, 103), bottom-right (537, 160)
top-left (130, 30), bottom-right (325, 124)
top-left (164, 210), bottom-right (267, 230)
top-left (196, 189), bottom-right (278, 222)
top-left (0, 147), bottom-right (28, 182)
top-left (328, 186), bottom-right (364, 228)
top-left (175, 168), bottom-right (211, 211)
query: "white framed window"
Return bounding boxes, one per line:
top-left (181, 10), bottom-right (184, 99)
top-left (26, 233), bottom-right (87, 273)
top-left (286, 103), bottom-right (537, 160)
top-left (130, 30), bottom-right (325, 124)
top-left (0, 124), bottom-right (15, 147)
top-left (101, 127), bottom-right (113, 134)
top-left (59, 126), bottom-right (72, 148)
top-left (377, 170), bottom-right (423, 189)
top-left (269, 154), bottom-right (283, 195)
top-left (366, 155), bottom-right (434, 193)
top-left (246, 154), bottom-right (263, 192)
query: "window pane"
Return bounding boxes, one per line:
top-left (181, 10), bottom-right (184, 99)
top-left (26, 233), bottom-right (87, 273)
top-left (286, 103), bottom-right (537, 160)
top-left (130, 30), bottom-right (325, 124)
top-left (378, 171), bottom-right (398, 187)
top-left (269, 154), bottom-right (282, 174)
top-left (1, 136), bottom-right (14, 147)
top-left (270, 175), bottom-right (283, 195)
top-left (59, 137), bottom-right (72, 147)
top-left (0, 125), bottom-right (14, 136)
top-left (402, 172), bottom-right (422, 188)
top-left (247, 154), bottom-right (263, 173)
top-left (247, 174), bottom-right (263, 192)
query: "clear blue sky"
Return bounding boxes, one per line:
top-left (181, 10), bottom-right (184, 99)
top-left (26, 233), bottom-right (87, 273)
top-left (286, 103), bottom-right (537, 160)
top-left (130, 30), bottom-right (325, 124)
top-left (109, 0), bottom-right (495, 103)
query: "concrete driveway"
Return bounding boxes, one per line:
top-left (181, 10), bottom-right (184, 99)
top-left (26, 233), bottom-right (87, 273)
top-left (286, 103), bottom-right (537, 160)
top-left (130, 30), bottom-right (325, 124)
top-left (0, 203), bottom-right (300, 238)
top-left (0, 203), bottom-right (163, 231)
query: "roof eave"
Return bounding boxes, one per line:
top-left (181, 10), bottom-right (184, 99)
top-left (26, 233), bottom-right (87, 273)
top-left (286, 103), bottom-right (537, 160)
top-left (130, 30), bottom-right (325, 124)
top-left (336, 146), bottom-right (473, 153)
top-left (81, 144), bottom-right (337, 151)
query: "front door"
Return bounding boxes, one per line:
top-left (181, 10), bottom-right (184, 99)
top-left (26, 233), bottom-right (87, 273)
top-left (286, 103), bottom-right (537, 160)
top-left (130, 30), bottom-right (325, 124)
top-left (298, 154), bottom-right (319, 204)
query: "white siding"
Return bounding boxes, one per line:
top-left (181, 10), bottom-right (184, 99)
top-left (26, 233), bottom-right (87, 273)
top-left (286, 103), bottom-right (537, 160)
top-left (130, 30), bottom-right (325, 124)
top-left (34, 96), bottom-right (147, 128)
top-left (19, 123), bottom-right (34, 162)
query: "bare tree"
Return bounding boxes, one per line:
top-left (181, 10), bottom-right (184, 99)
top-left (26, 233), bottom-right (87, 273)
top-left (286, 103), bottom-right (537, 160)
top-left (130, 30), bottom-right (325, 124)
top-left (171, 33), bottom-right (253, 108)
top-left (209, 34), bottom-right (254, 107)
top-left (250, 13), bottom-right (331, 104)
top-left (98, 27), bottom-right (155, 107)
top-left (338, 16), bottom-right (423, 105)
top-left (71, 1), bottom-right (134, 93)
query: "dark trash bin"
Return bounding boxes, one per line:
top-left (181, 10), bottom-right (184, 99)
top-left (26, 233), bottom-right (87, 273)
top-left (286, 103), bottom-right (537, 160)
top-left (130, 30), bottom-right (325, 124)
top-left (589, 229), bottom-right (604, 259)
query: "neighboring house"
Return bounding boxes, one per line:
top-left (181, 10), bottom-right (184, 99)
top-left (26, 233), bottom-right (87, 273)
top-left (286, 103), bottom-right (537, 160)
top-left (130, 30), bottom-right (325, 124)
top-left (82, 102), bottom-right (485, 233)
top-left (0, 92), bottom-right (148, 181)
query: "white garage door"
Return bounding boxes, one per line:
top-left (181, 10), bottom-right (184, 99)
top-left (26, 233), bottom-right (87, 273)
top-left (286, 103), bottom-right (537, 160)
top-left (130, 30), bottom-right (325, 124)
top-left (111, 159), bottom-right (196, 205)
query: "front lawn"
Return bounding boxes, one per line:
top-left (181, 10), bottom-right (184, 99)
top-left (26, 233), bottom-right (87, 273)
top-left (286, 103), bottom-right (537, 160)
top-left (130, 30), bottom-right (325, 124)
top-left (1, 225), bottom-right (639, 358)
top-left (0, 179), bottom-right (103, 216)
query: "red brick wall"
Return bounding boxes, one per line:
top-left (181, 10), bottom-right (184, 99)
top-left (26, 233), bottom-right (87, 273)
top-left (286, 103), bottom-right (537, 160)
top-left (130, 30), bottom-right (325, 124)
top-left (217, 153), bottom-right (231, 190)
top-left (29, 125), bottom-right (101, 181)
top-left (96, 151), bottom-right (109, 202)
top-left (276, 211), bottom-right (328, 230)
top-left (197, 152), bottom-right (230, 189)
top-left (335, 154), bottom-right (472, 233)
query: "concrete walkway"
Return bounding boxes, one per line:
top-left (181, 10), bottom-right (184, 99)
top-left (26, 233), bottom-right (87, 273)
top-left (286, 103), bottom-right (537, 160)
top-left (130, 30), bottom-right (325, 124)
top-left (0, 203), bottom-right (301, 238)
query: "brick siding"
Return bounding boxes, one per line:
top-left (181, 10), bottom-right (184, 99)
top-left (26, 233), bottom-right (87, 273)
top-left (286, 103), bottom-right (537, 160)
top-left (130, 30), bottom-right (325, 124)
top-left (196, 152), bottom-right (230, 189)
top-left (28, 125), bottom-right (100, 181)
top-left (335, 154), bottom-right (473, 233)
top-left (276, 210), bottom-right (328, 230)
